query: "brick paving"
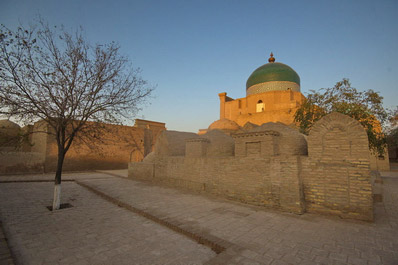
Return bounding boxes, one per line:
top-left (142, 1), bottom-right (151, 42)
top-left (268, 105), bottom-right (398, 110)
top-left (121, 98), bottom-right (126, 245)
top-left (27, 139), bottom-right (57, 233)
top-left (0, 169), bottom-right (397, 265)
top-left (0, 221), bottom-right (14, 265)
top-left (0, 174), bottom-right (215, 265)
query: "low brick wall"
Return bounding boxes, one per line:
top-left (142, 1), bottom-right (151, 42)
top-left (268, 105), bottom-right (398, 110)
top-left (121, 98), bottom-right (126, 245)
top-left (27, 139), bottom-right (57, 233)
top-left (130, 155), bottom-right (305, 214)
top-left (128, 162), bottom-right (154, 181)
top-left (129, 113), bottom-right (374, 221)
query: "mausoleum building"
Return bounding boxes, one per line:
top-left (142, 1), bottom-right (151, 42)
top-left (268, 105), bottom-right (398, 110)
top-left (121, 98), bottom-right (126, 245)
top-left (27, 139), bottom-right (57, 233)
top-left (129, 53), bottom-right (388, 221)
top-left (218, 53), bottom-right (305, 127)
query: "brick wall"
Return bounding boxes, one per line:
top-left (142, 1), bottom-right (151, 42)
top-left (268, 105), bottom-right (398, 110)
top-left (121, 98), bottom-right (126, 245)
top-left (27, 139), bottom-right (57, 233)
top-left (129, 113), bottom-right (373, 221)
top-left (133, 155), bottom-right (304, 214)
top-left (186, 139), bottom-right (209, 158)
top-left (220, 90), bottom-right (305, 126)
top-left (0, 152), bottom-right (44, 174)
top-left (233, 131), bottom-right (279, 157)
top-left (130, 128), bottom-right (306, 214)
top-left (43, 122), bottom-right (163, 172)
top-left (304, 112), bottom-right (373, 221)
top-left (369, 149), bottom-right (390, 171)
top-left (0, 119), bottom-right (165, 174)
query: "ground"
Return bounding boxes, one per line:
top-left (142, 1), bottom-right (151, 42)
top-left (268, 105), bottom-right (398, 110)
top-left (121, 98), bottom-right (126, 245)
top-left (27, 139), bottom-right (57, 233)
top-left (0, 166), bottom-right (397, 265)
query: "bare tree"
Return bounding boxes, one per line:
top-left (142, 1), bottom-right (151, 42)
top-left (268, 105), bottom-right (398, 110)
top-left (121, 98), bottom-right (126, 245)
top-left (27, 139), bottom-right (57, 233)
top-left (0, 20), bottom-right (153, 210)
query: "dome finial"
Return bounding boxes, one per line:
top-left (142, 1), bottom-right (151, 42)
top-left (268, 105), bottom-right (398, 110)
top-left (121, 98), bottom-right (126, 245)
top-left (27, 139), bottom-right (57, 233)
top-left (268, 52), bottom-right (275, 63)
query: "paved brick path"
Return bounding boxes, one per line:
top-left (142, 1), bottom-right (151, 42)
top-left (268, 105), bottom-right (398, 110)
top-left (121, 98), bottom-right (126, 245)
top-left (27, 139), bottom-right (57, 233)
top-left (0, 221), bottom-right (14, 265)
top-left (0, 169), bottom-right (397, 265)
top-left (0, 174), bottom-right (215, 265)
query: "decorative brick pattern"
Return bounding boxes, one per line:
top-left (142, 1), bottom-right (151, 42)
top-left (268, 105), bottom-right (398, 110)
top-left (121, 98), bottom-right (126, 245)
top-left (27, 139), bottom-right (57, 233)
top-left (246, 81), bottom-right (300, 96)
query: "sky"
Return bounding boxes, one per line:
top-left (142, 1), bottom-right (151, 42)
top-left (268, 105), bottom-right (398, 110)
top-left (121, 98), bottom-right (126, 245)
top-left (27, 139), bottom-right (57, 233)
top-left (1, 0), bottom-right (397, 132)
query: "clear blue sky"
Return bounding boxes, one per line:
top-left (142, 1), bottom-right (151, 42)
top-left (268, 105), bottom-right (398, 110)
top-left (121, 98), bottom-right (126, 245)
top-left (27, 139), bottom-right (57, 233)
top-left (1, 0), bottom-right (397, 132)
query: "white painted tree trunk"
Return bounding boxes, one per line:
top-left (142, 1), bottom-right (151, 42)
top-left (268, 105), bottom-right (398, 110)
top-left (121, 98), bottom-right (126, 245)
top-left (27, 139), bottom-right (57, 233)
top-left (52, 184), bottom-right (61, 211)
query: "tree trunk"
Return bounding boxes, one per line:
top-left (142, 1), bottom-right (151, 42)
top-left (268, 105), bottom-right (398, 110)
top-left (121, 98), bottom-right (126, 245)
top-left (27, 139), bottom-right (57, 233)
top-left (52, 148), bottom-right (65, 211)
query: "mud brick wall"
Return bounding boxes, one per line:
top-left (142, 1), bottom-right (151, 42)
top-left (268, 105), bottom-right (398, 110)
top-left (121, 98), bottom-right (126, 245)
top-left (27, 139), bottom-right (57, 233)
top-left (128, 162), bottom-right (154, 181)
top-left (233, 132), bottom-right (279, 157)
top-left (130, 127), bottom-right (305, 214)
top-left (185, 139), bottom-right (209, 158)
top-left (144, 155), bottom-right (304, 214)
top-left (129, 113), bottom-right (373, 221)
top-left (0, 119), bottom-right (165, 174)
top-left (304, 112), bottom-right (373, 221)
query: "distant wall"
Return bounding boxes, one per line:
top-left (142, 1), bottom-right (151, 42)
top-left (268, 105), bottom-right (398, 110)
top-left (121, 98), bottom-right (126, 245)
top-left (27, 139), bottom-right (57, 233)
top-left (369, 150), bottom-right (390, 171)
top-left (0, 119), bottom-right (165, 175)
top-left (30, 122), bottom-right (49, 155)
top-left (388, 145), bottom-right (398, 161)
top-left (42, 121), bottom-right (165, 172)
top-left (0, 121), bottom-right (46, 175)
top-left (0, 151), bottom-right (44, 174)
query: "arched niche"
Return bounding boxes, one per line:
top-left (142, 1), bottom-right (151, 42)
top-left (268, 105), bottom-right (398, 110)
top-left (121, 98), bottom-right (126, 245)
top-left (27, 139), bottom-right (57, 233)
top-left (256, 100), bottom-right (265, 113)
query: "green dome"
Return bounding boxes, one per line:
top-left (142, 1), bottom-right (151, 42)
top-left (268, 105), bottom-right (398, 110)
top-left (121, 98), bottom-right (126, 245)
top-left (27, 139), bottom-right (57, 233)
top-left (246, 62), bottom-right (300, 90)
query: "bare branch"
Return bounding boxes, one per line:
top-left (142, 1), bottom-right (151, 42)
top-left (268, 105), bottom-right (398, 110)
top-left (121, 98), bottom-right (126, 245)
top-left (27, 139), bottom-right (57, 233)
top-left (0, 20), bottom-right (153, 187)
